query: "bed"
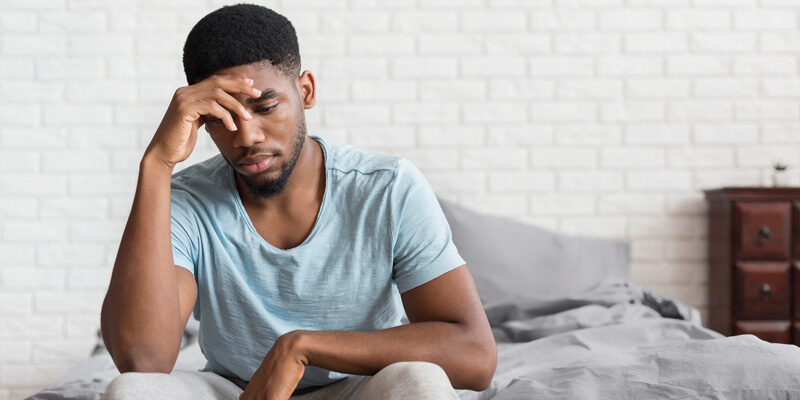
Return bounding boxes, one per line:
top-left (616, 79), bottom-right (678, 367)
top-left (25, 199), bottom-right (800, 399)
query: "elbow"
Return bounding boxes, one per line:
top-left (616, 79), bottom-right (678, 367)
top-left (115, 351), bottom-right (175, 374)
top-left (456, 336), bottom-right (497, 392)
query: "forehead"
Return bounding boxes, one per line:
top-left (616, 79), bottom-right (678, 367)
top-left (215, 61), bottom-right (293, 92)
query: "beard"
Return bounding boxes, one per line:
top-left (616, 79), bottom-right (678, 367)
top-left (225, 117), bottom-right (307, 200)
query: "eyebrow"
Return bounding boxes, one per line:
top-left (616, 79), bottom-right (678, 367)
top-left (246, 88), bottom-right (281, 105)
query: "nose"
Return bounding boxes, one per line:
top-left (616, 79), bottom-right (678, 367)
top-left (231, 113), bottom-right (266, 148)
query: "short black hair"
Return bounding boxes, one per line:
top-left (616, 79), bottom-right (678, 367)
top-left (182, 3), bottom-right (301, 85)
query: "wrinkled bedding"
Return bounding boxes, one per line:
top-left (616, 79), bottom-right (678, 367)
top-left (27, 279), bottom-right (800, 400)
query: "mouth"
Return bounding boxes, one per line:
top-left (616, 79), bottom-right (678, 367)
top-left (238, 154), bottom-right (277, 175)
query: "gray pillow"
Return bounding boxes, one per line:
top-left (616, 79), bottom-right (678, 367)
top-left (438, 198), bottom-right (630, 305)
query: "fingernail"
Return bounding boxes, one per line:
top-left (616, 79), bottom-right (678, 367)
top-left (244, 111), bottom-right (252, 119)
top-left (244, 78), bottom-right (254, 85)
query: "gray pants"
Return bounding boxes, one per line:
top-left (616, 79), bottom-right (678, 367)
top-left (101, 361), bottom-right (461, 400)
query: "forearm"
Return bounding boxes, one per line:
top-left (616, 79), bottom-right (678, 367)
top-left (296, 321), bottom-right (496, 391)
top-left (101, 153), bottom-right (182, 372)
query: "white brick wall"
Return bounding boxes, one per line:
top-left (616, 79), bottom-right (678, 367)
top-left (2, 0), bottom-right (799, 397)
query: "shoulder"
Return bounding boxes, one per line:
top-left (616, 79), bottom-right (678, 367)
top-left (170, 153), bottom-right (230, 205)
top-left (319, 135), bottom-right (402, 177)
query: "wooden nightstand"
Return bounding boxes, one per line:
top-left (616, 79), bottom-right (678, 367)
top-left (705, 187), bottom-right (798, 344)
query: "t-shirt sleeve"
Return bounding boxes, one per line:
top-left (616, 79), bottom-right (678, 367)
top-left (170, 187), bottom-right (200, 276)
top-left (390, 158), bottom-right (466, 294)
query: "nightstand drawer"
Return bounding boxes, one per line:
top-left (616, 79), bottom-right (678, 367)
top-left (734, 321), bottom-right (791, 344)
top-left (733, 202), bottom-right (791, 260)
top-left (734, 261), bottom-right (790, 320)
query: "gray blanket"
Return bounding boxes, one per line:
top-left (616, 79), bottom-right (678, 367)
top-left (28, 279), bottom-right (800, 399)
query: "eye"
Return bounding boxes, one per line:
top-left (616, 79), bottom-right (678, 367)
top-left (256, 104), bottom-right (278, 114)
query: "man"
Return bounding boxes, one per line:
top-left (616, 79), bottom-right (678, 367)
top-left (100, 4), bottom-right (496, 400)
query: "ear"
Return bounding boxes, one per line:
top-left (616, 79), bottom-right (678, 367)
top-left (296, 70), bottom-right (316, 109)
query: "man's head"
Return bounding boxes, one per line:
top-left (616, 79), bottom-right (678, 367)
top-left (182, 3), bottom-right (315, 200)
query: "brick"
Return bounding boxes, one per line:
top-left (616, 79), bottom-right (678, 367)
top-left (392, 12), bottom-right (456, 32)
top-left (322, 58), bottom-right (387, 78)
top-left (347, 35), bottom-right (414, 55)
top-left (418, 34), bottom-right (483, 54)
top-left (556, 79), bottom-right (622, 99)
top-left (0, 58), bottom-right (34, 79)
top-left (668, 101), bottom-right (732, 121)
top-left (556, 125), bottom-right (621, 145)
top-left (0, 293), bottom-right (32, 315)
top-left (0, 176), bottom-right (66, 195)
top-left (735, 100), bottom-right (800, 120)
top-left (691, 33), bottom-right (756, 52)
top-left (762, 123), bottom-right (800, 143)
top-left (393, 104), bottom-right (458, 123)
top-left (601, 147), bottom-right (665, 167)
top-left (3, 221), bottom-right (67, 241)
top-left (66, 315), bottom-right (100, 338)
top-left (323, 104), bottom-right (390, 126)
top-left (0, 127), bottom-right (67, 149)
top-left (462, 103), bottom-right (527, 123)
top-left (36, 244), bottom-right (105, 266)
top-left (0, 197), bottom-right (38, 218)
top-left (352, 80), bottom-right (417, 101)
top-left (70, 34), bottom-right (134, 55)
top-left (461, 11), bottom-right (527, 31)
top-left (667, 10), bottom-right (730, 29)
top-left (558, 171), bottom-right (624, 191)
top-left (348, 127), bottom-right (416, 147)
top-left (667, 55), bottom-right (728, 75)
top-left (488, 172), bottom-right (555, 192)
top-left (736, 146), bottom-right (800, 168)
top-left (599, 9), bottom-right (662, 29)
top-left (666, 240), bottom-right (706, 261)
top-left (418, 126), bottom-right (484, 146)
top-left (530, 10), bottom-right (595, 30)
top-left (322, 12), bottom-right (390, 32)
top-left (627, 171), bottom-right (693, 190)
top-left (598, 56), bottom-right (662, 76)
top-left (0, 105), bottom-right (40, 127)
top-left (68, 220), bottom-right (124, 241)
top-left (0, 315), bottom-right (63, 339)
top-left (625, 33), bottom-right (687, 52)
top-left (667, 193), bottom-right (708, 215)
top-left (764, 79), bottom-right (800, 97)
top-left (1, 34), bottom-right (66, 55)
top-left (734, 10), bottom-right (796, 29)
top-left (490, 80), bottom-right (553, 100)
top-left (530, 56), bottom-right (594, 76)
top-left (0, 12), bottom-right (37, 31)
top-left (461, 57), bottom-right (526, 77)
top-left (1, 267), bottom-right (65, 289)
top-left (555, 33), bottom-right (620, 53)
top-left (732, 55), bottom-right (796, 75)
top-left (0, 341), bottom-right (31, 363)
top-left (630, 242), bottom-right (664, 262)
top-left (693, 123), bottom-right (758, 144)
top-left (460, 148), bottom-right (527, 169)
top-left (668, 148), bottom-right (734, 167)
top-left (41, 151), bottom-right (110, 172)
top-left (68, 174), bottom-right (137, 195)
top-left (68, 268), bottom-right (111, 289)
top-left (629, 216), bottom-right (707, 238)
top-left (486, 34), bottom-right (550, 54)
top-left (530, 148), bottom-right (597, 167)
top-left (694, 169), bottom-right (762, 188)
top-left (35, 291), bottom-right (104, 313)
top-left (598, 194), bottom-right (665, 214)
top-left (602, 102), bottom-right (664, 121)
top-left (36, 58), bottom-right (105, 80)
top-left (41, 197), bottom-right (108, 218)
top-left (761, 33), bottom-right (800, 52)
top-left (0, 152), bottom-right (39, 172)
top-left (421, 80), bottom-right (486, 101)
top-left (694, 78), bottom-right (759, 97)
top-left (531, 102), bottom-right (596, 121)
top-left (427, 171), bottom-right (488, 193)
top-left (626, 79), bottom-right (690, 98)
top-left (0, 81), bottom-right (65, 102)
top-left (488, 126), bottom-right (553, 146)
top-left (391, 57), bottom-right (456, 77)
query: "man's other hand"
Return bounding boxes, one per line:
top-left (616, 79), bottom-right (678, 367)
top-left (239, 331), bottom-right (309, 400)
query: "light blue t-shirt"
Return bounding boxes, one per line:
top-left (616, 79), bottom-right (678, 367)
top-left (169, 134), bottom-right (465, 389)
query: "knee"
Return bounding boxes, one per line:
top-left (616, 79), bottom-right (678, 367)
top-left (102, 372), bottom-right (168, 400)
top-left (367, 361), bottom-right (458, 399)
top-left (376, 361), bottom-right (449, 383)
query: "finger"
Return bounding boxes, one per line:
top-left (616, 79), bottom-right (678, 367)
top-left (198, 100), bottom-right (237, 131)
top-left (201, 74), bottom-right (262, 99)
top-left (208, 87), bottom-right (253, 122)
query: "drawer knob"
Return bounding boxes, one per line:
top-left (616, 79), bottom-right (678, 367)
top-left (757, 225), bottom-right (772, 244)
top-left (760, 283), bottom-right (772, 296)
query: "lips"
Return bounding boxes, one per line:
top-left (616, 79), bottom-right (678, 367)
top-left (238, 154), bottom-right (275, 165)
top-left (239, 154), bottom-right (277, 175)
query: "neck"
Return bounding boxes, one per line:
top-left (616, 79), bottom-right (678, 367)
top-left (235, 135), bottom-right (324, 210)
